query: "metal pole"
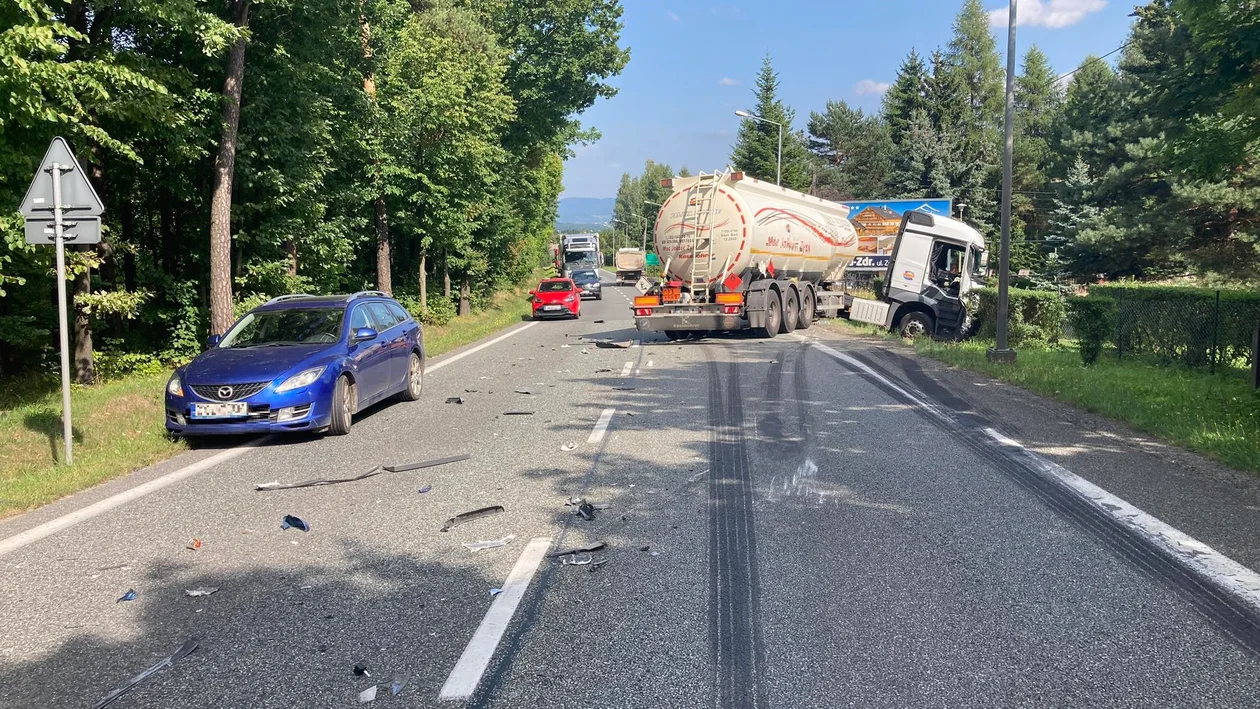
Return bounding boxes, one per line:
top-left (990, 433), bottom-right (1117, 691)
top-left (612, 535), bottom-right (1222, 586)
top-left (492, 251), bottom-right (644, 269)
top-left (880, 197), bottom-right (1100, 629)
top-left (1211, 290), bottom-right (1220, 374)
top-left (776, 123), bottom-right (783, 187)
top-left (988, 0), bottom-right (1018, 363)
top-left (52, 163), bottom-right (74, 465)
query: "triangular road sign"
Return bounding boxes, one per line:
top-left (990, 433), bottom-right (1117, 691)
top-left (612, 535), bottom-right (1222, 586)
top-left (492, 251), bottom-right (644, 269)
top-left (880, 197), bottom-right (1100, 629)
top-left (19, 137), bottom-right (104, 218)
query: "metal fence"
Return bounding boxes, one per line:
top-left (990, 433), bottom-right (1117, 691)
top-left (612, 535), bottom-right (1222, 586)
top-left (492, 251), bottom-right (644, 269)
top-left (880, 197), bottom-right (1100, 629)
top-left (1111, 289), bottom-right (1260, 375)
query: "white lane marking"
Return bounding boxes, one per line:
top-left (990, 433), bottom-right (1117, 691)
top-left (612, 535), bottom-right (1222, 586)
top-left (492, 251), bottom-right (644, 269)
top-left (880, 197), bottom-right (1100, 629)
top-left (620, 361), bottom-right (633, 377)
top-left (588, 408), bottom-right (616, 443)
top-left (439, 537), bottom-right (552, 700)
top-left (430, 321), bottom-right (538, 373)
top-left (809, 340), bottom-right (1260, 616)
top-left (0, 440), bottom-right (265, 558)
top-left (632, 339), bottom-right (641, 348)
top-left (0, 320), bottom-right (539, 558)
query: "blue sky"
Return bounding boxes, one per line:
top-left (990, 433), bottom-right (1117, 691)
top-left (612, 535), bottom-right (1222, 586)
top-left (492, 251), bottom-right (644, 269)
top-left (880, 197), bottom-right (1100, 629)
top-left (560, 0), bottom-right (1136, 198)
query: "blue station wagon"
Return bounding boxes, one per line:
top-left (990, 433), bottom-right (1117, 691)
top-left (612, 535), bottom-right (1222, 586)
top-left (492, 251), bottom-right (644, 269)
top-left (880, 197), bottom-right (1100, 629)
top-left (165, 291), bottom-right (424, 436)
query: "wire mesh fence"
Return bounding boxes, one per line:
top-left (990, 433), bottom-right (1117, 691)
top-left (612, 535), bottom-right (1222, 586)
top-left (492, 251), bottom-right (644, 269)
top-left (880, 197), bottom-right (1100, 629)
top-left (1110, 289), bottom-right (1260, 374)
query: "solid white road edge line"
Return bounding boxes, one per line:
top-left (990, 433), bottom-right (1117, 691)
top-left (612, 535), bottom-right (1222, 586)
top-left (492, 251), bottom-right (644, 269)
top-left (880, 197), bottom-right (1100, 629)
top-left (588, 408), bottom-right (616, 443)
top-left (0, 320), bottom-right (540, 559)
top-left (439, 537), bottom-right (552, 701)
top-left (620, 361), bottom-right (634, 377)
top-left (808, 339), bottom-right (1260, 616)
top-left (0, 439), bottom-right (266, 559)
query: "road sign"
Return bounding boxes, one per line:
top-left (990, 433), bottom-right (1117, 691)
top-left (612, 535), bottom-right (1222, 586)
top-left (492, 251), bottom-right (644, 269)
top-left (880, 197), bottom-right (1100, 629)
top-left (20, 136), bottom-right (104, 218)
top-left (24, 216), bottom-right (101, 245)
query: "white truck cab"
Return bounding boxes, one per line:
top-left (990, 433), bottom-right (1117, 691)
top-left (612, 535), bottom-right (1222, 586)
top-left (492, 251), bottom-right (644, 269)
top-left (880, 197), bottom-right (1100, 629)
top-left (848, 210), bottom-right (988, 339)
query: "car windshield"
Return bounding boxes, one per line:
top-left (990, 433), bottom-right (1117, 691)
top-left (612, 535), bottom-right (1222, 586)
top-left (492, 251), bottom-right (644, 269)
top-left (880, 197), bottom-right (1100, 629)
top-left (572, 271), bottom-right (598, 283)
top-left (219, 308), bottom-right (344, 348)
top-left (537, 281), bottom-right (572, 293)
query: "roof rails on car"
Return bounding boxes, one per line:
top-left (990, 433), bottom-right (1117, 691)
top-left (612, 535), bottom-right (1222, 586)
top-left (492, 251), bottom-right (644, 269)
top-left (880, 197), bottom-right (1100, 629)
top-left (265, 293), bottom-right (315, 305)
top-left (350, 290), bottom-right (388, 300)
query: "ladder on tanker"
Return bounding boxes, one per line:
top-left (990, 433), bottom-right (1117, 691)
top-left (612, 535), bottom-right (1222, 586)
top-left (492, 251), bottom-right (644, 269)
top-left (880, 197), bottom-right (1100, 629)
top-left (680, 169), bottom-right (726, 303)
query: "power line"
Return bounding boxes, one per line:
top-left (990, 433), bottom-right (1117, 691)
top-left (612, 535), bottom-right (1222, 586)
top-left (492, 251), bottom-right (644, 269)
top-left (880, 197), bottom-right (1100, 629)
top-left (1056, 40), bottom-right (1134, 83)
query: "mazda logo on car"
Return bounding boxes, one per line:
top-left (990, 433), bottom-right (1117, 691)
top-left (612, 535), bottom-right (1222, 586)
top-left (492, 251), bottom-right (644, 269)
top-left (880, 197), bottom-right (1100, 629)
top-left (217, 385), bottom-right (234, 400)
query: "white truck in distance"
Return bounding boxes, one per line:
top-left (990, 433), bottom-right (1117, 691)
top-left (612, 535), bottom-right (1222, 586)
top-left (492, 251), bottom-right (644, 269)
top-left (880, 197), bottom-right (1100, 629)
top-left (614, 248), bottom-right (647, 284)
top-left (632, 170), bottom-right (987, 339)
top-left (560, 233), bottom-right (600, 276)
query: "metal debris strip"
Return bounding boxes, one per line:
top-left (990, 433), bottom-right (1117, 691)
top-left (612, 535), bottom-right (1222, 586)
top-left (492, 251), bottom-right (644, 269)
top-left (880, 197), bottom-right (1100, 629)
top-left (595, 340), bottom-right (633, 349)
top-left (384, 454), bottom-right (472, 473)
top-left (258, 466), bottom-right (383, 491)
top-left (440, 505), bottom-right (505, 532)
top-left (514, 388), bottom-right (537, 395)
top-left (561, 553), bottom-right (593, 565)
top-left (546, 541), bottom-right (606, 558)
top-left (687, 469), bottom-right (709, 483)
top-left (463, 534), bottom-right (516, 552)
top-left (184, 587), bottom-right (219, 597)
top-left (594, 368), bottom-right (613, 373)
top-left (445, 396), bottom-right (465, 404)
top-left (90, 638), bottom-right (199, 709)
top-left (503, 410), bottom-right (534, 416)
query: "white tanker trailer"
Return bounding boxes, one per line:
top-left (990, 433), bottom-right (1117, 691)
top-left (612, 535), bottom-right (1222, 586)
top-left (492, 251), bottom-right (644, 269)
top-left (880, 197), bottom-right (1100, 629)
top-left (633, 170), bottom-right (988, 340)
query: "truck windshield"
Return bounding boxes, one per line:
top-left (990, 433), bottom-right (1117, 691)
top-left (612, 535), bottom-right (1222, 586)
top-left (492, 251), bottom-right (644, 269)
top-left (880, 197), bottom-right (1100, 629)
top-left (970, 247), bottom-right (988, 282)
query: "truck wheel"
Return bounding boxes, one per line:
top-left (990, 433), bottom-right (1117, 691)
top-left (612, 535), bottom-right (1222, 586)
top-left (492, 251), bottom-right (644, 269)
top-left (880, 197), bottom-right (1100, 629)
top-left (327, 375), bottom-right (355, 435)
top-left (665, 330), bottom-right (690, 341)
top-left (757, 290), bottom-right (782, 339)
top-left (898, 311), bottom-right (933, 339)
top-left (796, 287), bottom-right (815, 330)
top-left (780, 289), bottom-right (799, 333)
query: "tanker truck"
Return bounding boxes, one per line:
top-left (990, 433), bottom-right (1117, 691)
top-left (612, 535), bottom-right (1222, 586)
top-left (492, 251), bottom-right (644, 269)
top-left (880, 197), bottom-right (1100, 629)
top-left (632, 170), bottom-right (988, 340)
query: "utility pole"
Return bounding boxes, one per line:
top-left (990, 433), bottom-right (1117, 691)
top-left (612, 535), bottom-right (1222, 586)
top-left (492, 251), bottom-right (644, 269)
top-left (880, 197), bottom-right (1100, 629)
top-left (988, 0), bottom-right (1018, 364)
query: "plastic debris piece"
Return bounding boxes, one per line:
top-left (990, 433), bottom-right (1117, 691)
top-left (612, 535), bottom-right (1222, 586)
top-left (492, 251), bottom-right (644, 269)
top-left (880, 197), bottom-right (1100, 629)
top-left (580, 349), bottom-right (590, 355)
top-left (186, 538), bottom-right (201, 551)
top-left (418, 485), bottom-right (432, 494)
top-left (639, 545), bottom-right (651, 552)
top-left (547, 541), bottom-right (605, 557)
top-left (463, 534), bottom-right (516, 552)
top-left (561, 553), bottom-right (593, 565)
top-left (595, 340), bottom-right (633, 349)
top-left (353, 663), bottom-right (370, 677)
top-left (593, 319), bottom-right (605, 323)
top-left (591, 557), bottom-right (608, 569)
top-left (383, 454), bottom-right (471, 473)
top-left (116, 589), bottom-right (137, 603)
top-left (184, 587), bottom-right (218, 597)
top-left (359, 685), bottom-right (378, 703)
top-left (90, 638), bottom-right (198, 709)
top-left (594, 368), bottom-right (613, 373)
top-left (281, 515), bottom-right (310, 532)
top-left (445, 396), bottom-right (465, 404)
top-left (464, 388), bottom-right (479, 393)
top-left (440, 505), bottom-right (505, 532)
top-left (390, 673), bottom-right (409, 696)
top-left (651, 551), bottom-right (660, 557)
top-left (489, 587), bottom-right (503, 596)
top-left (561, 442), bottom-right (577, 452)
top-left (503, 410), bottom-right (534, 416)
top-left (514, 388), bottom-right (537, 395)
top-left (577, 502), bottom-right (596, 521)
top-left (592, 503), bottom-right (612, 510)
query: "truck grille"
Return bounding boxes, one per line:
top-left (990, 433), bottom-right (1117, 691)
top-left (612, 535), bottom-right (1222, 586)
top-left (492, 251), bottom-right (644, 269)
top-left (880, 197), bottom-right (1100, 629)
top-left (190, 382), bottom-right (268, 401)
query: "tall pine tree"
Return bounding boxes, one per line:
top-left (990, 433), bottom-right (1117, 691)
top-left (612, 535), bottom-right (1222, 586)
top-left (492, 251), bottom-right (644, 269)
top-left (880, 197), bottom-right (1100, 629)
top-left (730, 54), bottom-right (810, 191)
top-left (881, 49), bottom-right (929, 147)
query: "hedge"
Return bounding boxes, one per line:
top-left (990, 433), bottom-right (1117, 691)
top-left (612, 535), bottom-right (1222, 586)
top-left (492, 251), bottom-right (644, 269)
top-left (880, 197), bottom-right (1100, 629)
top-left (1067, 296), bottom-right (1114, 365)
top-left (1089, 285), bottom-right (1260, 369)
top-left (973, 287), bottom-right (1066, 346)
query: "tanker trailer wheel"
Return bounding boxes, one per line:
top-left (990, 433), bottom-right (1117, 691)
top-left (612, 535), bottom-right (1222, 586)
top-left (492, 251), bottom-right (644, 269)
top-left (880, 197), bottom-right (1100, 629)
top-left (796, 287), bottom-right (815, 331)
top-left (779, 288), bottom-right (799, 333)
top-left (756, 290), bottom-right (782, 339)
top-left (665, 330), bottom-right (691, 341)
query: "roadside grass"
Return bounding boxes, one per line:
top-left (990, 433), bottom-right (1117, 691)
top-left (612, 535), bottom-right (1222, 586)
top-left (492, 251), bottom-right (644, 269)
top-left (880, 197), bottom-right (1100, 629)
top-left (822, 317), bottom-right (1260, 474)
top-left (0, 284), bottom-right (536, 519)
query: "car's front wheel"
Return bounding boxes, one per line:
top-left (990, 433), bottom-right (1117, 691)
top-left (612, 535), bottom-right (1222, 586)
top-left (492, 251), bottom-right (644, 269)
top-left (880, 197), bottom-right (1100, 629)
top-left (328, 374), bottom-right (355, 435)
top-left (399, 352), bottom-right (423, 401)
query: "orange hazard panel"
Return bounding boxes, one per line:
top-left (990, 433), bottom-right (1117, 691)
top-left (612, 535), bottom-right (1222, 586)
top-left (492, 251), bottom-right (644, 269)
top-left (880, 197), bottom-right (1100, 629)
top-left (633, 295), bottom-right (661, 307)
top-left (662, 286), bottom-right (682, 303)
top-left (715, 292), bottom-right (743, 305)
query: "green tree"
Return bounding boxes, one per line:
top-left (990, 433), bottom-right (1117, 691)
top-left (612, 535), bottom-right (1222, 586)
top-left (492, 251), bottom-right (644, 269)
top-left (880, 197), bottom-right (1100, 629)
top-left (806, 100), bottom-right (892, 200)
top-left (882, 49), bottom-right (929, 147)
top-left (730, 54), bottom-right (810, 191)
top-left (1011, 45), bottom-right (1063, 271)
top-left (943, 0), bottom-right (1002, 242)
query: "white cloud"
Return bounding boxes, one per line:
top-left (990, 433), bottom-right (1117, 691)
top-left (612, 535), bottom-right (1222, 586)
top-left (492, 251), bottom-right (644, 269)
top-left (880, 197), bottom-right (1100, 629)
top-left (718, 77), bottom-right (741, 86)
top-left (667, 10), bottom-right (681, 22)
top-left (988, 0), bottom-right (1106, 29)
top-left (855, 79), bottom-right (890, 96)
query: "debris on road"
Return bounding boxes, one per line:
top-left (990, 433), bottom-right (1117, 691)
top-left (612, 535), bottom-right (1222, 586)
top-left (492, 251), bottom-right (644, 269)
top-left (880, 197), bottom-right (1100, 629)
top-left (463, 534), bottom-right (515, 552)
top-left (186, 538), bottom-right (201, 551)
top-left (353, 663), bottom-right (370, 677)
top-left (418, 485), bottom-right (432, 494)
top-left (561, 553), bottom-right (593, 565)
top-left (440, 505), bottom-right (505, 532)
top-left (594, 368), bottom-right (613, 373)
top-left (384, 454), bottom-right (472, 473)
top-left (479, 376), bottom-right (489, 380)
top-left (503, 410), bottom-right (534, 416)
top-left (688, 470), bottom-right (709, 483)
top-left (580, 348), bottom-right (589, 355)
top-left (259, 466), bottom-right (382, 491)
top-left (464, 388), bottom-right (479, 393)
top-left (116, 589), bottom-right (137, 603)
top-left (626, 412), bottom-right (636, 417)
top-left (514, 388), bottom-right (537, 395)
top-left (547, 542), bottom-right (606, 557)
top-left (561, 344), bottom-right (571, 348)
top-left (445, 396), bottom-right (465, 404)
top-left (590, 557), bottom-right (608, 571)
top-left (593, 319), bottom-right (605, 323)
top-left (359, 685), bottom-right (378, 703)
top-left (89, 638), bottom-right (198, 709)
top-left (561, 442), bottom-right (577, 451)
top-left (651, 551), bottom-right (660, 557)
top-left (595, 340), bottom-right (633, 349)
top-left (576, 502), bottom-right (596, 521)
top-left (281, 515), bottom-right (310, 532)
top-left (184, 587), bottom-right (219, 597)
top-left (390, 673), bottom-right (409, 696)
top-left (489, 587), bottom-right (503, 596)
top-left (612, 386), bottom-right (635, 391)
top-left (639, 545), bottom-right (651, 552)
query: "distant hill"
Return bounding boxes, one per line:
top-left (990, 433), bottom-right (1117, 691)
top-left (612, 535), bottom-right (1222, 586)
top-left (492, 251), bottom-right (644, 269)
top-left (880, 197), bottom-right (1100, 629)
top-left (556, 197), bottom-right (614, 231)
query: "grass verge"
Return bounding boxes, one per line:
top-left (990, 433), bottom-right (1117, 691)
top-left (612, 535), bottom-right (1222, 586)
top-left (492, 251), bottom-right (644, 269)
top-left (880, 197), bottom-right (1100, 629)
top-left (0, 283), bottom-right (536, 519)
top-left (824, 318), bottom-right (1260, 474)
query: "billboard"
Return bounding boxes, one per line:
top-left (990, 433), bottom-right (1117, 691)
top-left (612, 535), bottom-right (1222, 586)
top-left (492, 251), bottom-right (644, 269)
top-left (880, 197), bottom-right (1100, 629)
top-left (840, 199), bottom-right (953, 263)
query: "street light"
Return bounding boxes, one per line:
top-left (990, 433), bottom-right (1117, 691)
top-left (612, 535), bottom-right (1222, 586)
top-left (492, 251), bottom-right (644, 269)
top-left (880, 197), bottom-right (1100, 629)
top-left (987, 0), bottom-right (1018, 364)
top-left (735, 110), bottom-right (782, 186)
top-left (627, 213), bottom-right (651, 251)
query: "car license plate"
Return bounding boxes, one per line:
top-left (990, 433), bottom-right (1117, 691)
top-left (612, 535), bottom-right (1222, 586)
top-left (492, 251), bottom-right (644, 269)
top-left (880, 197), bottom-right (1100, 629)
top-left (191, 402), bottom-right (248, 419)
top-left (543, 305), bottom-right (562, 311)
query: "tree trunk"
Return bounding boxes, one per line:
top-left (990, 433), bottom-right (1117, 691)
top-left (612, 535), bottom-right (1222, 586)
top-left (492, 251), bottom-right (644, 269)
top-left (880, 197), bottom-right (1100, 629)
top-left (374, 196), bottom-right (391, 294)
top-left (72, 255), bottom-right (94, 384)
top-left (459, 277), bottom-right (471, 316)
top-left (360, 6), bottom-right (392, 295)
top-left (443, 255), bottom-right (451, 298)
top-left (419, 252), bottom-right (427, 310)
top-left (208, 0), bottom-right (251, 336)
top-left (285, 239), bottom-right (298, 277)
top-left (160, 183), bottom-right (177, 273)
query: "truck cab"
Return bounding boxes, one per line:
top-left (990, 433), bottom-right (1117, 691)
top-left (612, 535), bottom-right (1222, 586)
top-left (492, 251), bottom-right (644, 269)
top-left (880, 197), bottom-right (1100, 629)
top-left (848, 211), bottom-right (987, 339)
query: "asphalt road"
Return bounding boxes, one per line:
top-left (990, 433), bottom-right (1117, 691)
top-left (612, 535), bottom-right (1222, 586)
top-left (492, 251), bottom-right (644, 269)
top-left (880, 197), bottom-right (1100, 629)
top-left (3, 273), bottom-right (1260, 708)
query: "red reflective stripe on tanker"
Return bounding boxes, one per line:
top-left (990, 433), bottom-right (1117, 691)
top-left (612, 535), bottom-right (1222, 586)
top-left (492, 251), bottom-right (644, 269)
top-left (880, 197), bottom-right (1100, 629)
top-left (720, 188), bottom-right (748, 278)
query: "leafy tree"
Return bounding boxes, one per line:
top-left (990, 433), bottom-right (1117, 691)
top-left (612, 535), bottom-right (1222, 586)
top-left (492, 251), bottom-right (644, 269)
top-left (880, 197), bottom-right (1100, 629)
top-left (806, 100), bottom-right (892, 199)
top-left (730, 54), bottom-right (810, 191)
top-left (882, 49), bottom-right (929, 147)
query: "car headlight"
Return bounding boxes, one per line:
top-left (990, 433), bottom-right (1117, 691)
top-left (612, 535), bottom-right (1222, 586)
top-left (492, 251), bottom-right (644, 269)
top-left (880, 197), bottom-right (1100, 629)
top-left (167, 373), bottom-right (184, 397)
top-left (564, 295), bottom-right (576, 303)
top-left (276, 366), bottom-right (326, 393)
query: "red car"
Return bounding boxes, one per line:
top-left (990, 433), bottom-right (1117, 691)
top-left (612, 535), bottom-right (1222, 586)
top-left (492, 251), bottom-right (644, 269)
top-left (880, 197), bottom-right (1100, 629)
top-left (530, 278), bottom-right (582, 319)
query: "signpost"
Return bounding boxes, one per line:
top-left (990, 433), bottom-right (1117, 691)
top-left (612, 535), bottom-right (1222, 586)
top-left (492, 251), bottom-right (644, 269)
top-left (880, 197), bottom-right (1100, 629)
top-left (20, 137), bottom-right (104, 465)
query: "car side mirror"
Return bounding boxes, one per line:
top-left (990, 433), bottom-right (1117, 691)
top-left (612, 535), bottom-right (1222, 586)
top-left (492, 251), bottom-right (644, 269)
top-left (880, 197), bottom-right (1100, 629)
top-left (351, 327), bottom-right (378, 344)
top-left (207, 334), bottom-right (222, 348)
